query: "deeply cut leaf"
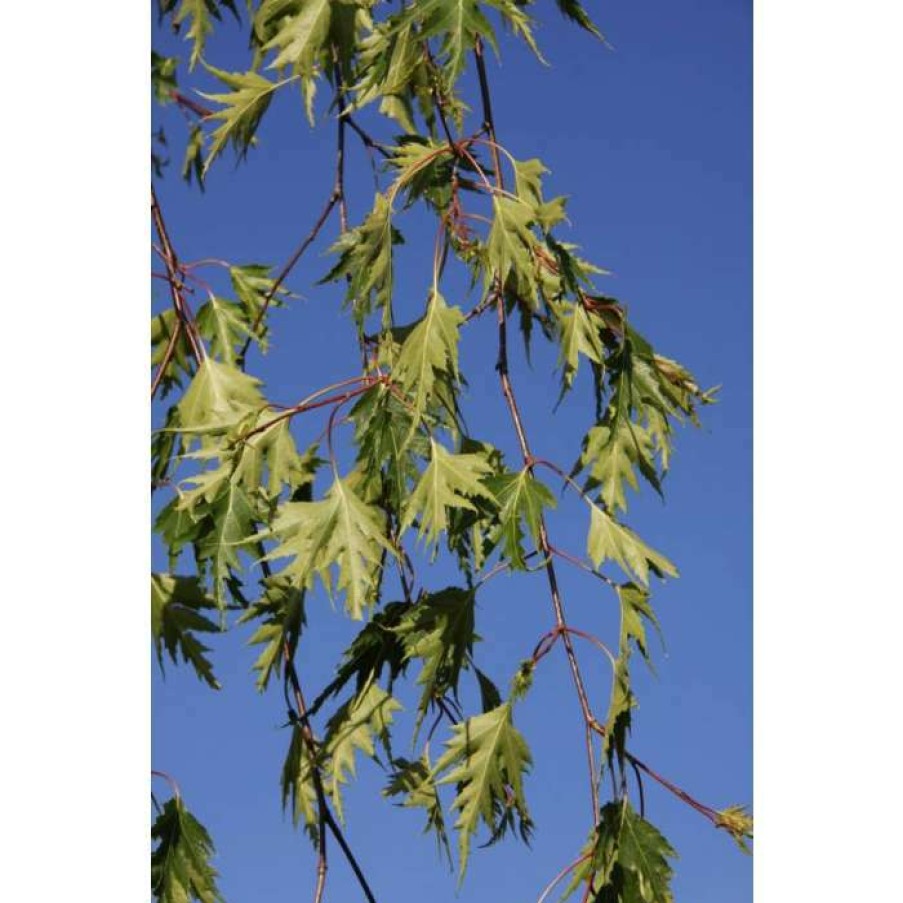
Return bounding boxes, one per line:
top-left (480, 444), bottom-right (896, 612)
top-left (434, 702), bottom-right (532, 879)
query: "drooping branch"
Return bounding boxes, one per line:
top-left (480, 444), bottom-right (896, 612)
top-left (472, 37), bottom-right (601, 823)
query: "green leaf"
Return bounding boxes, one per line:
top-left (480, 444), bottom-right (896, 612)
top-left (555, 301), bottom-right (604, 393)
top-left (602, 583), bottom-right (664, 763)
top-left (155, 496), bottom-right (206, 570)
top-left (350, 384), bottom-right (430, 510)
top-left (173, 0), bottom-right (240, 70)
top-left (385, 753), bottom-right (452, 864)
top-left (322, 193), bottom-right (398, 325)
top-left (151, 796), bottom-right (225, 903)
top-left (176, 358), bottom-right (265, 435)
top-left (181, 124), bottom-right (206, 191)
top-left (483, 0), bottom-right (545, 63)
top-left (199, 64), bottom-right (287, 171)
top-left (280, 724), bottom-right (320, 842)
top-left (151, 573), bottom-right (221, 689)
top-left (195, 295), bottom-right (252, 366)
top-left (194, 481), bottom-right (257, 606)
top-left (152, 52), bottom-right (179, 104)
top-left (354, 22), bottom-right (432, 133)
top-left (230, 415), bottom-right (319, 499)
top-left (562, 800), bottom-right (676, 903)
top-left (486, 468), bottom-right (556, 569)
top-left (394, 587), bottom-right (477, 739)
top-left (322, 683), bottom-right (403, 820)
top-left (229, 263), bottom-right (291, 352)
top-left (401, 439), bottom-right (497, 550)
top-left (434, 702), bottom-right (533, 880)
top-left (397, 0), bottom-right (499, 83)
top-left (475, 666), bottom-right (503, 711)
top-left (714, 804), bottom-right (754, 854)
top-left (587, 504), bottom-right (677, 587)
top-left (264, 476), bottom-right (394, 619)
top-left (576, 419), bottom-right (659, 515)
top-left (237, 575), bottom-right (306, 691)
top-left (486, 195), bottom-right (537, 297)
top-left (552, 0), bottom-right (607, 43)
top-left (310, 601), bottom-right (413, 712)
top-left (258, 0), bottom-right (332, 124)
top-left (391, 292), bottom-right (465, 425)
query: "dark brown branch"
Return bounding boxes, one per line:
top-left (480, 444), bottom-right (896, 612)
top-left (282, 641), bottom-right (379, 903)
top-left (237, 193), bottom-right (340, 366)
top-left (332, 58), bottom-right (349, 233)
top-left (473, 39), bottom-right (504, 185)
top-left (150, 316), bottom-right (183, 398)
top-left (151, 185), bottom-right (205, 395)
top-left (474, 37), bottom-right (600, 820)
top-left (343, 115), bottom-right (391, 159)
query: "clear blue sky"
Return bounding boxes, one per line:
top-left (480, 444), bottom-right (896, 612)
top-left (152, 2), bottom-right (752, 900)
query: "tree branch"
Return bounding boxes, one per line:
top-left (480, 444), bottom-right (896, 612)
top-left (473, 37), bottom-right (601, 822)
top-left (151, 185), bottom-right (206, 391)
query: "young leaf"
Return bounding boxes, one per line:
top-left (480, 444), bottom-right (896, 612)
top-left (322, 193), bottom-right (398, 324)
top-left (486, 195), bottom-right (537, 297)
top-left (486, 468), bottom-right (556, 569)
top-left (354, 23), bottom-right (432, 133)
top-left (350, 384), bottom-right (430, 509)
top-left (258, 0), bottom-right (332, 123)
top-left (263, 476), bottom-right (394, 619)
top-left (555, 300), bottom-right (604, 394)
top-left (587, 504), bottom-right (677, 587)
top-left (322, 683), bottom-right (403, 820)
top-left (714, 804), bottom-right (754, 853)
top-left (280, 724), bottom-right (320, 843)
top-left (195, 295), bottom-right (252, 366)
top-left (397, 0), bottom-right (499, 83)
top-left (575, 418), bottom-right (659, 514)
top-left (401, 439), bottom-right (497, 550)
top-left (151, 573), bottom-right (221, 689)
top-left (151, 796), bottom-right (226, 903)
top-left (152, 52), bottom-right (179, 103)
top-left (229, 263), bottom-right (292, 352)
top-left (237, 575), bottom-right (306, 691)
top-left (176, 358), bottom-right (265, 435)
top-left (200, 65), bottom-right (287, 171)
top-left (434, 702), bottom-right (533, 879)
top-left (173, 0), bottom-right (240, 70)
top-left (194, 481), bottom-right (257, 607)
top-left (391, 291), bottom-right (465, 424)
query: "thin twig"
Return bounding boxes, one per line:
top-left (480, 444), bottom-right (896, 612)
top-left (343, 114), bottom-right (391, 158)
top-left (535, 853), bottom-right (590, 903)
top-left (282, 640), bottom-right (379, 903)
top-left (170, 89), bottom-right (213, 119)
top-left (151, 185), bottom-right (205, 370)
top-left (473, 37), bottom-right (600, 822)
top-left (236, 376), bottom-right (378, 443)
top-left (151, 769), bottom-right (182, 801)
top-left (237, 192), bottom-right (340, 366)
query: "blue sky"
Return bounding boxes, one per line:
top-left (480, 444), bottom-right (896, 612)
top-left (152, 2), bottom-right (752, 901)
